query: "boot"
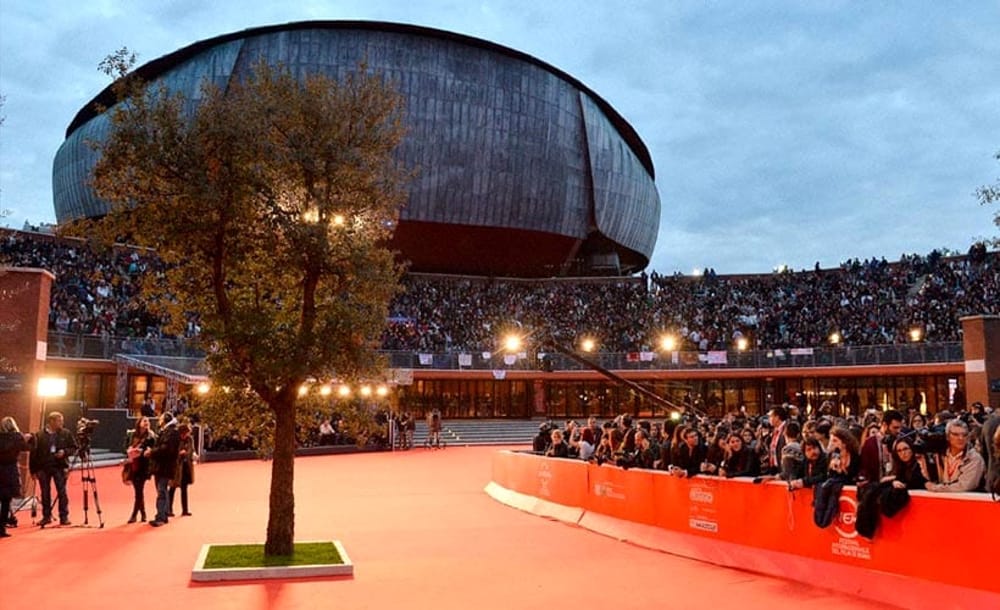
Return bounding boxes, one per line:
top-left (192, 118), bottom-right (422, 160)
top-left (128, 509), bottom-right (138, 524)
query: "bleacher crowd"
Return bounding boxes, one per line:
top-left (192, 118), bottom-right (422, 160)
top-left (3, 228), bottom-right (998, 353)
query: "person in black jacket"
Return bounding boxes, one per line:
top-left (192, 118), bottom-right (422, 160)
top-left (719, 433), bottom-right (758, 478)
top-left (789, 437), bottom-right (829, 489)
top-left (148, 412), bottom-right (180, 527)
top-left (123, 416), bottom-right (156, 523)
top-left (890, 435), bottom-right (931, 490)
top-left (670, 427), bottom-right (707, 478)
top-left (1, 416), bottom-right (33, 537)
top-left (30, 412), bottom-right (77, 527)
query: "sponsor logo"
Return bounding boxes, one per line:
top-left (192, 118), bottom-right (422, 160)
top-left (592, 482), bottom-right (627, 500)
top-left (689, 488), bottom-right (714, 504)
top-left (537, 461), bottom-right (552, 497)
top-left (688, 518), bottom-right (719, 533)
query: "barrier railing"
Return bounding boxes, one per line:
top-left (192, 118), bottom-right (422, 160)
top-left (47, 332), bottom-right (963, 371)
top-left (488, 450), bottom-right (998, 610)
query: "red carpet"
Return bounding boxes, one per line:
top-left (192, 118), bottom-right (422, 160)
top-left (4, 447), bottom-right (889, 610)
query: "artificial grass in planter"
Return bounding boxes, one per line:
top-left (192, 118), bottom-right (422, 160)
top-left (203, 542), bottom-right (344, 569)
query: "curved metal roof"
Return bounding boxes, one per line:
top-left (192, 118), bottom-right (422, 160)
top-left (65, 20), bottom-right (654, 179)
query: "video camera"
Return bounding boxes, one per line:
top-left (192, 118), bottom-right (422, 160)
top-left (75, 417), bottom-right (100, 449)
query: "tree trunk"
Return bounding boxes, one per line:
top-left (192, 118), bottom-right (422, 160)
top-left (264, 394), bottom-right (296, 556)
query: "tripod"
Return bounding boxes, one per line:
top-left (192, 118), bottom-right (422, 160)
top-left (69, 445), bottom-right (105, 528)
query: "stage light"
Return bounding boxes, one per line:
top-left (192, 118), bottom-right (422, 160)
top-left (660, 334), bottom-right (677, 351)
top-left (503, 334), bottom-right (522, 353)
top-left (360, 385), bottom-right (372, 397)
top-left (196, 382), bottom-right (210, 395)
top-left (376, 385), bottom-right (389, 397)
top-left (829, 332), bottom-right (841, 345)
top-left (579, 337), bottom-right (596, 352)
top-left (298, 384), bottom-right (309, 397)
top-left (909, 328), bottom-right (923, 342)
top-left (338, 385), bottom-right (351, 398)
top-left (736, 337), bottom-right (749, 351)
top-left (37, 377), bottom-right (67, 398)
top-left (319, 385), bottom-right (332, 397)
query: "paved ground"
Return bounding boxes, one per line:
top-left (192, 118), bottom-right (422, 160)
top-left (3, 446), bottom-right (889, 610)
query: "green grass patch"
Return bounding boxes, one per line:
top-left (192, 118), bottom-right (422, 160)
top-left (203, 542), bottom-right (343, 569)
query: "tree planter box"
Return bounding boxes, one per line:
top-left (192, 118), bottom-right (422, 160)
top-left (191, 540), bottom-right (354, 582)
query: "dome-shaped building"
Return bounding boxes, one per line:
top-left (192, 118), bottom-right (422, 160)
top-left (54, 21), bottom-right (661, 277)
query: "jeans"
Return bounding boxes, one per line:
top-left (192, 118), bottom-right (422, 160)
top-left (154, 475), bottom-right (170, 523)
top-left (37, 468), bottom-right (69, 522)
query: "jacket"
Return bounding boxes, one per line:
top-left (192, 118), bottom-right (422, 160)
top-left (30, 427), bottom-right (77, 474)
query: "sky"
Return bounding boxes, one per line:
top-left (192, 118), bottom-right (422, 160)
top-left (1, 1), bottom-right (999, 275)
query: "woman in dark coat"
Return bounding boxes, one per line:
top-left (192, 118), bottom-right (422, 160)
top-left (124, 416), bottom-right (156, 523)
top-left (1, 416), bottom-right (32, 538)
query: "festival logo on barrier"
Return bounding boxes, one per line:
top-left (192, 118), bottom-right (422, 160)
top-left (831, 494), bottom-right (871, 560)
top-left (537, 460), bottom-right (552, 498)
top-left (687, 484), bottom-right (719, 534)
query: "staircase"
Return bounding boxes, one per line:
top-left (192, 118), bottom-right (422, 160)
top-left (72, 448), bottom-right (126, 469)
top-left (408, 418), bottom-right (540, 447)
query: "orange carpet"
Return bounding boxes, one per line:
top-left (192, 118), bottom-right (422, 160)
top-left (3, 447), bottom-right (889, 610)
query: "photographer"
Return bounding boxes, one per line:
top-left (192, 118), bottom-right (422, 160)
top-left (30, 412), bottom-right (77, 527)
top-left (924, 419), bottom-right (984, 493)
top-left (1, 417), bottom-right (33, 538)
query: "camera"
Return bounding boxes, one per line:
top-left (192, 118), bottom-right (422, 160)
top-left (76, 417), bottom-right (99, 450)
top-left (910, 429), bottom-right (947, 455)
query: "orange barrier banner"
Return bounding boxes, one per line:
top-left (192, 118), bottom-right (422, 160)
top-left (586, 464), bottom-right (657, 525)
top-left (492, 450), bottom-right (999, 596)
top-left (493, 451), bottom-right (588, 508)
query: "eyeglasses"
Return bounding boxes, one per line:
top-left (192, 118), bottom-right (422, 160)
top-left (896, 447), bottom-right (912, 454)
top-left (948, 432), bottom-right (968, 438)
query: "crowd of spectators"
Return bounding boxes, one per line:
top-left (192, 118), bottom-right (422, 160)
top-left (384, 245), bottom-right (999, 352)
top-left (534, 402), bottom-right (997, 514)
top-left (1, 229), bottom-right (170, 339)
top-left (3, 228), bottom-right (998, 353)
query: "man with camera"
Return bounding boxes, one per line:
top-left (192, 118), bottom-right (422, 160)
top-left (30, 412), bottom-right (77, 527)
top-left (923, 418), bottom-right (984, 493)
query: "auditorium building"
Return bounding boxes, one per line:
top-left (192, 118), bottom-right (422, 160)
top-left (3, 22), bottom-right (996, 437)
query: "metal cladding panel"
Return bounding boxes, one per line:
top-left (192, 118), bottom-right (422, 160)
top-left (53, 23), bottom-right (660, 273)
top-left (581, 94), bottom-right (660, 262)
top-left (230, 28), bottom-right (592, 238)
top-left (53, 41), bottom-right (245, 223)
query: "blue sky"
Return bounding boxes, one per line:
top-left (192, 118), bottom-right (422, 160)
top-left (1, 1), bottom-right (998, 274)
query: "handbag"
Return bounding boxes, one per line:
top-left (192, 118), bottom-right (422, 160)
top-left (121, 460), bottom-right (133, 484)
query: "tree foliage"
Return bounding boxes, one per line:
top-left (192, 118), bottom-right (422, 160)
top-left (976, 150), bottom-right (1000, 247)
top-left (77, 50), bottom-right (409, 554)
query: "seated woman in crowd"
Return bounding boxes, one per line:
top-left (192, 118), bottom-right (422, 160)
top-left (544, 428), bottom-right (569, 459)
top-left (924, 419), bottom-right (985, 492)
top-left (891, 435), bottom-right (933, 490)
top-left (719, 432), bottom-right (758, 478)
top-left (827, 427), bottom-right (861, 482)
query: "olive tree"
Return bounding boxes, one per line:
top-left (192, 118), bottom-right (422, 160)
top-left (85, 50), bottom-right (408, 555)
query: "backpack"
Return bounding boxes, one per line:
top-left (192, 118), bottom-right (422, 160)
top-left (812, 478), bottom-right (843, 528)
